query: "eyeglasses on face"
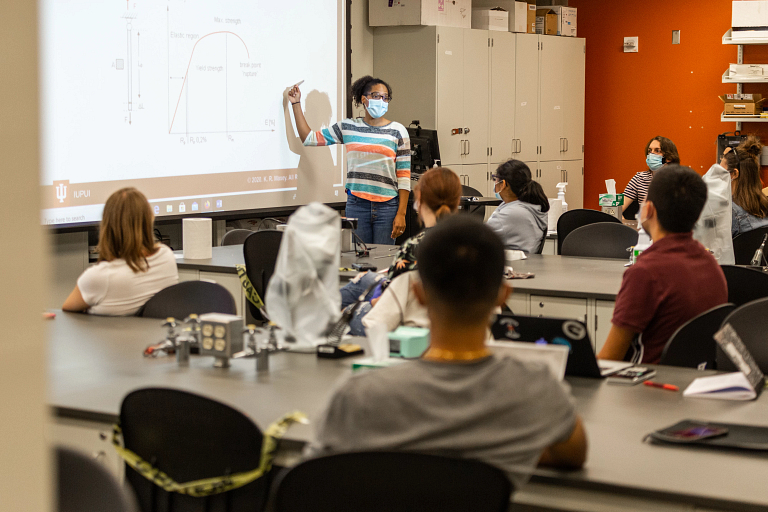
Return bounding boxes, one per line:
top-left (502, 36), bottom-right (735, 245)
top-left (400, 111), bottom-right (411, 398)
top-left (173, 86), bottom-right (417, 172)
top-left (366, 92), bottom-right (391, 103)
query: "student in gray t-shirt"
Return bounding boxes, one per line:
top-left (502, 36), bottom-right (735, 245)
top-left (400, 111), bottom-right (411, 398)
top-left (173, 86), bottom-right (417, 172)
top-left (305, 216), bottom-right (587, 490)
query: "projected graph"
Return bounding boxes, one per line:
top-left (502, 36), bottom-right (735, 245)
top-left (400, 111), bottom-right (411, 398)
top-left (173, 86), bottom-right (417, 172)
top-left (167, 12), bottom-right (276, 139)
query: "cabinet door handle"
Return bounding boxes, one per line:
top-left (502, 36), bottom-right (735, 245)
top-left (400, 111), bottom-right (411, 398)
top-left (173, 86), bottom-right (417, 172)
top-left (565, 138), bottom-right (569, 152)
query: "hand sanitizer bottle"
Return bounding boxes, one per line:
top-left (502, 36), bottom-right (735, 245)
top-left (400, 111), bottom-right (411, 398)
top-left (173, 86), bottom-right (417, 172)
top-left (556, 182), bottom-right (568, 214)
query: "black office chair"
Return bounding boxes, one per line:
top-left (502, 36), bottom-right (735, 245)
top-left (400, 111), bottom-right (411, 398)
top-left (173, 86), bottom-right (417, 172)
top-left (57, 447), bottom-right (138, 512)
top-left (717, 297), bottom-right (768, 374)
top-left (560, 222), bottom-right (638, 259)
top-left (243, 230), bottom-right (283, 321)
top-left (120, 388), bottom-right (271, 512)
top-left (221, 229), bottom-right (255, 246)
top-left (273, 451), bottom-right (513, 512)
top-left (659, 303), bottom-right (736, 370)
top-left (461, 185), bottom-right (486, 218)
top-left (720, 265), bottom-right (768, 307)
top-left (556, 209), bottom-right (622, 255)
top-left (732, 226), bottom-right (768, 265)
top-left (138, 281), bottom-right (237, 319)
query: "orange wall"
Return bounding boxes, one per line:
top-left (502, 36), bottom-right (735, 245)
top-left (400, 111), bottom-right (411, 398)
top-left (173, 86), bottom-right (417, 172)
top-left (569, 0), bottom-right (768, 209)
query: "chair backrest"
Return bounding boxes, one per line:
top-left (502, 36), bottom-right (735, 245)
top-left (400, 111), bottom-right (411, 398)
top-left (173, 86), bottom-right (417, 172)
top-left (717, 297), bottom-right (768, 374)
top-left (221, 229), bottom-right (255, 246)
top-left (732, 226), bottom-right (768, 265)
top-left (57, 447), bottom-right (138, 512)
top-left (461, 185), bottom-right (486, 218)
top-left (138, 281), bottom-right (236, 319)
top-left (556, 209), bottom-right (622, 254)
top-left (720, 265), bottom-right (768, 307)
top-left (273, 451), bottom-right (512, 512)
top-left (560, 222), bottom-right (638, 259)
top-left (120, 388), bottom-right (269, 512)
top-left (659, 303), bottom-right (736, 369)
top-left (243, 230), bottom-right (283, 318)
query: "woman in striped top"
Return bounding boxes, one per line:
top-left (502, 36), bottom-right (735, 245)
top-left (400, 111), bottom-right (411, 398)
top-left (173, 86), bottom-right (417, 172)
top-left (289, 76), bottom-right (411, 244)
top-left (622, 136), bottom-right (679, 220)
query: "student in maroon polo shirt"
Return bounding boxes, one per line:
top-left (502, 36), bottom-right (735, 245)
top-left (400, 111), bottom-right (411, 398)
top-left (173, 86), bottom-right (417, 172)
top-left (598, 165), bottom-right (728, 364)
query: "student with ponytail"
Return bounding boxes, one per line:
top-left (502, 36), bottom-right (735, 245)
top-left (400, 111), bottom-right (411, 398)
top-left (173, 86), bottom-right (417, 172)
top-left (727, 137), bottom-right (768, 237)
top-left (288, 75), bottom-right (411, 245)
top-left (340, 167), bottom-right (462, 334)
top-left (486, 159), bottom-right (550, 254)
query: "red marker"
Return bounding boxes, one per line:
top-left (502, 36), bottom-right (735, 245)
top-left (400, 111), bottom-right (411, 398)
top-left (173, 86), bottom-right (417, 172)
top-left (644, 381), bottom-right (679, 392)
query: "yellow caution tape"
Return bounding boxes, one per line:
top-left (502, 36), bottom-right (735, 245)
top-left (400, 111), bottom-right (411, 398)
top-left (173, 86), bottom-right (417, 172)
top-left (112, 411), bottom-right (307, 497)
top-left (235, 264), bottom-right (265, 309)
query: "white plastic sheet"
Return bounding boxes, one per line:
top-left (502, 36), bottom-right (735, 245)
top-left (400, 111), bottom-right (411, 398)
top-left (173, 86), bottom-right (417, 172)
top-left (265, 202), bottom-right (341, 346)
top-left (693, 164), bottom-right (734, 264)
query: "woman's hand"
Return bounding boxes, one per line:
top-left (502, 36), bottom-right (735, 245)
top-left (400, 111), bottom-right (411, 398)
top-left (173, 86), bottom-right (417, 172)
top-left (288, 85), bottom-right (302, 105)
top-left (391, 212), bottom-right (406, 240)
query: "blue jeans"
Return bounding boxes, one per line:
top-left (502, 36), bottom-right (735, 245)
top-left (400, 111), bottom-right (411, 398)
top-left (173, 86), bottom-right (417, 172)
top-left (345, 193), bottom-right (399, 245)
top-left (340, 271), bottom-right (382, 308)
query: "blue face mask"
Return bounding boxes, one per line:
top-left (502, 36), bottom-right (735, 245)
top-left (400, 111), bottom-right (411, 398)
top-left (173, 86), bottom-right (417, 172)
top-left (646, 153), bottom-right (664, 171)
top-left (495, 191), bottom-right (502, 201)
top-left (365, 98), bottom-right (388, 119)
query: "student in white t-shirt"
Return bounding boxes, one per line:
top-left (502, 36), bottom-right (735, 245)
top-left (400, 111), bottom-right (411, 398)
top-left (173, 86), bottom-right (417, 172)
top-left (62, 188), bottom-right (178, 316)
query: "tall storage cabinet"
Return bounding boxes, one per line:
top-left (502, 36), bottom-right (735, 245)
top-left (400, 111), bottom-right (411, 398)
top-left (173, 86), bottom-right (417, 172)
top-left (373, 26), bottom-right (585, 204)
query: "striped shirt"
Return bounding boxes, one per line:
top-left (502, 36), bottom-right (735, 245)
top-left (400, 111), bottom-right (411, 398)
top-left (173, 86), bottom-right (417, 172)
top-left (624, 170), bottom-right (654, 203)
top-left (303, 118), bottom-right (411, 202)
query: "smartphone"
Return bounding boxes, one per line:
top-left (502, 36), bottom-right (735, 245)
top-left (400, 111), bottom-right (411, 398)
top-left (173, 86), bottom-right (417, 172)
top-left (607, 366), bottom-right (656, 385)
top-left (352, 263), bottom-right (377, 272)
top-left (654, 423), bottom-right (729, 443)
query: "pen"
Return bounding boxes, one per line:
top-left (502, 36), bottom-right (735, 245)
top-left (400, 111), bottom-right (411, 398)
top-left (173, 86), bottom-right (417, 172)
top-left (644, 381), bottom-right (679, 391)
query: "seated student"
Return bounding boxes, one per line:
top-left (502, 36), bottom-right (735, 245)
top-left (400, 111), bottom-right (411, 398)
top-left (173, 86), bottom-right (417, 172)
top-left (306, 216), bottom-right (587, 489)
top-left (598, 166), bottom-right (728, 364)
top-left (62, 188), bottom-right (178, 315)
top-left (722, 138), bottom-right (768, 237)
top-left (486, 159), bottom-right (550, 254)
top-left (341, 167), bottom-right (462, 334)
top-left (622, 136), bottom-right (680, 219)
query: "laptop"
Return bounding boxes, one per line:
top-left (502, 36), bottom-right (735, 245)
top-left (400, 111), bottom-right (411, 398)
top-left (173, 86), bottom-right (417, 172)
top-left (490, 314), bottom-right (633, 378)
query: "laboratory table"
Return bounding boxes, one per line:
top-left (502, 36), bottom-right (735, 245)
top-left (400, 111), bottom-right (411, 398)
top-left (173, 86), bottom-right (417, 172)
top-left (49, 312), bottom-right (768, 512)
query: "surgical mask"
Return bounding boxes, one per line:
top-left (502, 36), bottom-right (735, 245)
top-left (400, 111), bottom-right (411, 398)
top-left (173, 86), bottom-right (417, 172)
top-left (365, 98), bottom-right (388, 119)
top-left (495, 191), bottom-right (502, 201)
top-left (646, 153), bottom-right (664, 171)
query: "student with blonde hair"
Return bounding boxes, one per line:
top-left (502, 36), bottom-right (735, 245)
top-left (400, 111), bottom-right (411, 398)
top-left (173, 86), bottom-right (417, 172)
top-left (63, 188), bottom-right (178, 315)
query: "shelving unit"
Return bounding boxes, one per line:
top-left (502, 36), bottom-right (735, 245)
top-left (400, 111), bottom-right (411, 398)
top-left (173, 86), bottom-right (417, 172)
top-left (721, 30), bottom-right (768, 130)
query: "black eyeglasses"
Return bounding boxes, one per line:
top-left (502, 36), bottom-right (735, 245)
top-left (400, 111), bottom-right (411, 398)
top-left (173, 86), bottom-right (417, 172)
top-left (366, 92), bottom-right (391, 103)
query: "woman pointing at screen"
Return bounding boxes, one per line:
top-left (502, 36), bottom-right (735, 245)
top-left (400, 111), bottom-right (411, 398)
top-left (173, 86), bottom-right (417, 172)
top-left (288, 76), bottom-right (411, 244)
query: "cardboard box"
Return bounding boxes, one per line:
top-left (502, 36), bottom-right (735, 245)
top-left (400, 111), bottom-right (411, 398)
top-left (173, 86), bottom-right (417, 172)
top-left (472, 8), bottom-right (509, 32)
top-left (369, 0), bottom-right (471, 29)
top-left (535, 8), bottom-right (557, 35)
top-left (720, 94), bottom-right (765, 116)
top-left (729, 64), bottom-right (768, 77)
top-left (732, 0), bottom-right (768, 28)
top-left (528, 3), bottom-right (537, 33)
top-left (547, 5), bottom-right (577, 37)
top-left (472, 0), bottom-right (529, 32)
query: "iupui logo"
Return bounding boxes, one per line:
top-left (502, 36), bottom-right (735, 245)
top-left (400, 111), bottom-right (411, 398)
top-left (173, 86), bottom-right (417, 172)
top-left (53, 180), bottom-right (70, 207)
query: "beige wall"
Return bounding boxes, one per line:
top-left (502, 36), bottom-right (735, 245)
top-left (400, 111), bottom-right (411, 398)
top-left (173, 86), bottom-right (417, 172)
top-left (350, 0), bottom-right (374, 84)
top-left (0, 1), bottom-right (50, 511)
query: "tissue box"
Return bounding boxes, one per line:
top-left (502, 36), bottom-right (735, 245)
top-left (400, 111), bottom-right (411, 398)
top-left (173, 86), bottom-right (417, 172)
top-left (389, 326), bottom-right (430, 358)
top-left (599, 193), bottom-right (624, 207)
